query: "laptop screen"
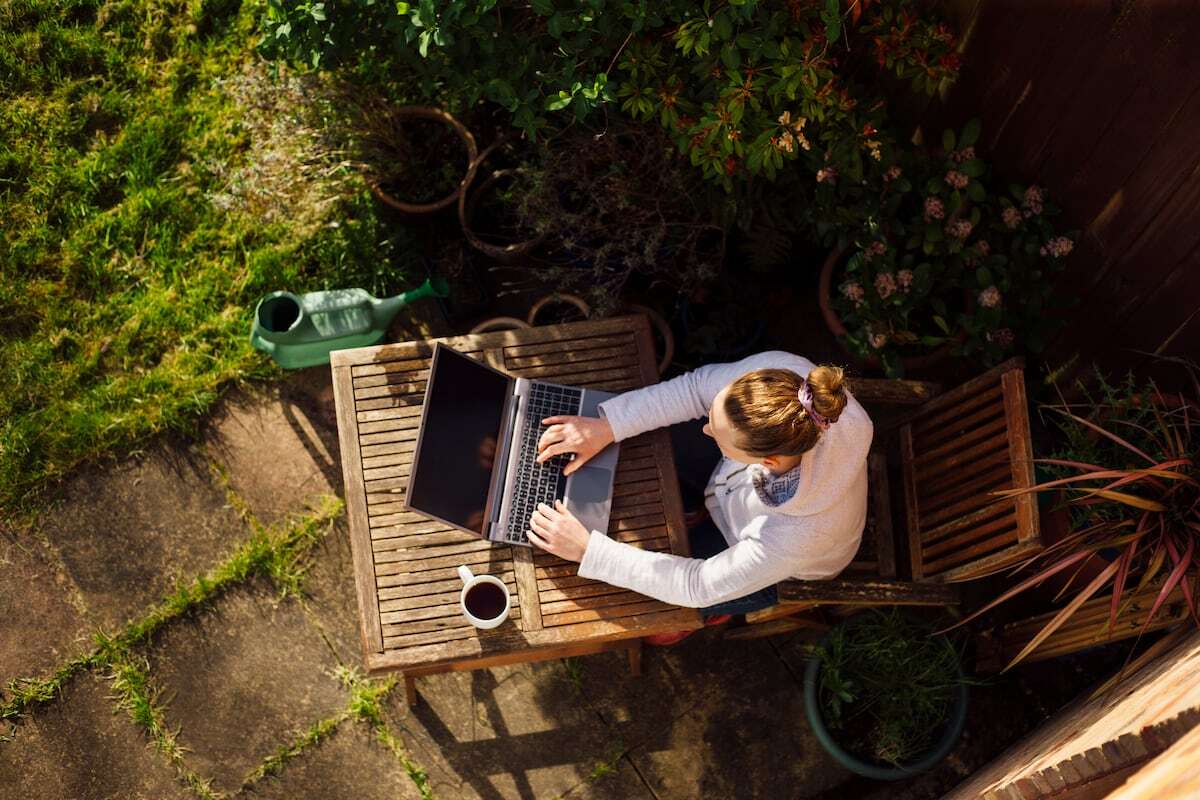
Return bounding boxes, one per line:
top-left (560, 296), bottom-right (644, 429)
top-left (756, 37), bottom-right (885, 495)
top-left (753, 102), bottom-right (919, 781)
top-left (407, 346), bottom-right (511, 535)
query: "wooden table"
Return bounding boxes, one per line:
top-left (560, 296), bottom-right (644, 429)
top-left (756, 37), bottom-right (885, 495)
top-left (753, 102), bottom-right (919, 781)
top-left (330, 315), bottom-right (701, 703)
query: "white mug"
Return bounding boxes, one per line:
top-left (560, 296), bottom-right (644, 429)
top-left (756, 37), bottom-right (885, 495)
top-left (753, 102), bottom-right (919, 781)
top-left (457, 565), bottom-right (511, 629)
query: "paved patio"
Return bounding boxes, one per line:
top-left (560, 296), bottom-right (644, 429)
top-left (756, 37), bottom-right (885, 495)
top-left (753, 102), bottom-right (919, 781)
top-left (0, 305), bottom-right (858, 800)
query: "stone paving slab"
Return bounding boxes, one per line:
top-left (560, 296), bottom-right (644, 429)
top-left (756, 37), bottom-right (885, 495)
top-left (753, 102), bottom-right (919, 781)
top-left (0, 674), bottom-right (191, 800)
top-left (145, 583), bottom-right (347, 794)
top-left (36, 444), bottom-right (246, 633)
top-left (296, 518), bottom-right (363, 666)
top-left (240, 719), bottom-right (423, 800)
top-left (0, 527), bottom-right (90, 689)
top-left (575, 629), bottom-right (850, 799)
top-left (385, 662), bottom-right (654, 800)
top-left (203, 368), bottom-right (342, 528)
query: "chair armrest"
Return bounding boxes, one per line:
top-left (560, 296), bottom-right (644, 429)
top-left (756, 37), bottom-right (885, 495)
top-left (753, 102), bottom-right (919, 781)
top-left (846, 377), bottom-right (943, 406)
top-left (777, 578), bottom-right (960, 607)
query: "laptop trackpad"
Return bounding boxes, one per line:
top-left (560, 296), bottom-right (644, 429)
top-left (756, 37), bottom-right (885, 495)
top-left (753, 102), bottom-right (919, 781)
top-left (568, 466), bottom-right (613, 535)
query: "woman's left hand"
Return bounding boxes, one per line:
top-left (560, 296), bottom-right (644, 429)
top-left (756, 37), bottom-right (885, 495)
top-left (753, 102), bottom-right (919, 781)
top-left (527, 500), bottom-right (590, 562)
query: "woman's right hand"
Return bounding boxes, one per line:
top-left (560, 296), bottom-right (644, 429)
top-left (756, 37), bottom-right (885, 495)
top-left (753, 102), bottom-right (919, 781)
top-left (536, 415), bottom-right (615, 476)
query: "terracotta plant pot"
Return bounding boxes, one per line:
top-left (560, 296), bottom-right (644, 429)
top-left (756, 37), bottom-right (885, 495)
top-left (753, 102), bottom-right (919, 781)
top-left (367, 106), bottom-right (478, 217)
top-left (468, 316), bottom-right (530, 335)
top-left (818, 246), bottom-right (956, 373)
top-left (459, 139), bottom-right (547, 264)
top-left (526, 293), bottom-right (591, 326)
top-left (622, 303), bottom-right (675, 376)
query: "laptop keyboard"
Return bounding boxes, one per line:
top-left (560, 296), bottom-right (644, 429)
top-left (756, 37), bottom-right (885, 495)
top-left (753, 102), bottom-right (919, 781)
top-left (504, 383), bottom-right (584, 545)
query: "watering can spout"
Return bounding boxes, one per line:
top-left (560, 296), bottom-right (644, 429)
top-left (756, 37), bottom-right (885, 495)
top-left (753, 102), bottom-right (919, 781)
top-left (374, 276), bottom-right (451, 324)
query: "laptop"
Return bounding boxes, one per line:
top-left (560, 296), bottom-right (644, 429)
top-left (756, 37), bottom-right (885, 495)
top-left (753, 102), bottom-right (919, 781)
top-left (404, 343), bottom-right (620, 547)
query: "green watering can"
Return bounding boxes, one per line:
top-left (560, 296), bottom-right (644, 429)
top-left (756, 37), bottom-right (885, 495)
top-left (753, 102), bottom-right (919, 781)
top-left (250, 276), bottom-right (450, 369)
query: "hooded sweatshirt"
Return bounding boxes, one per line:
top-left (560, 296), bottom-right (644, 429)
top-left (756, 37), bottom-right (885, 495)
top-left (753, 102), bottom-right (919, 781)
top-left (576, 351), bottom-right (874, 608)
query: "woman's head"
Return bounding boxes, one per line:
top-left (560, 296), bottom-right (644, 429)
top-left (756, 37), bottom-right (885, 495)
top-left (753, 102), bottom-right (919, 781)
top-left (704, 366), bottom-right (847, 466)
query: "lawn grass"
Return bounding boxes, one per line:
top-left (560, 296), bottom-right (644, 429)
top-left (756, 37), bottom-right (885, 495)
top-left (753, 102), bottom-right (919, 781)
top-left (0, 0), bottom-right (419, 512)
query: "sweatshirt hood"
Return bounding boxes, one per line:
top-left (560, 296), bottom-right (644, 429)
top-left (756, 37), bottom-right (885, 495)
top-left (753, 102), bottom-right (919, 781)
top-left (771, 388), bottom-right (873, 517)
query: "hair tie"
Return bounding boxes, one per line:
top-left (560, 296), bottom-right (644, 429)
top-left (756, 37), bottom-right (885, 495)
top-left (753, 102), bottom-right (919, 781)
top-left (798, 379), bottom-right (833, 431)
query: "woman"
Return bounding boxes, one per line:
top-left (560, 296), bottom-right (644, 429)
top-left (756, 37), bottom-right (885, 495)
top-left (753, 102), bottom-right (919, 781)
top-left (527, 350), bottom-right (873, 643)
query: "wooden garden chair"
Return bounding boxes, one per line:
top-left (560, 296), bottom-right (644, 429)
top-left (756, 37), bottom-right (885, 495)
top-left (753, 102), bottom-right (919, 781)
top-left (732, 358), bottom-right (1042, 638)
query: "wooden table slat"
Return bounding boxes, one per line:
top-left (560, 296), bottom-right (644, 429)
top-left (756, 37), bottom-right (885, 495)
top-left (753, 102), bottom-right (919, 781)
top-left (378, 571), bottom-right (517, 601)
top-left (333, 316), bottom-right (700, 672)
top-left (542, 599), bottom-right (673, 627)
top-left (356, 404), bottom-right (425, 424)
top-left (504, 362), bottom-right (641, 384)
top-left (507, 344), bottom-right (638, 369)
top-left (500, 333), bottom-right (636, 358)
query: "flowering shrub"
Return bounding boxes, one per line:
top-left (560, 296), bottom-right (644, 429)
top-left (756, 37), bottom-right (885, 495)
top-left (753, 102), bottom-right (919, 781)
top-left (259, 0), bottom-right (959, 189)
top-left (619, 1), bottom-right (959, 188)
top-left (832, 119), bottom-right (1076, 376)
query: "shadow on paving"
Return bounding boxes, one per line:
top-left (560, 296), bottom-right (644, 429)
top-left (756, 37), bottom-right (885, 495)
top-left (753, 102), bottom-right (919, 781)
top-left (371, 626), bottom-right (850, 800)
top-left (384, 662), bottom-right (652, 800)
top-left (565, 628), bottom-right (851, 799)
top-left (202, 367), bottom-right (344, 528)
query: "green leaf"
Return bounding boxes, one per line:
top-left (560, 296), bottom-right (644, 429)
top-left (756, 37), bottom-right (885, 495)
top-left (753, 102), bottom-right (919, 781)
top-left (309, 3), bottom-right (325, 20)
top-left (967, 181), bottom-right (986, 202)
top-left (976, 267), bottom-right (993, 285)
top-left (942, 128), bottom-right (956, 152)
top-left (530, 0), bottom-right (553, 14)
top-left (713, 12), bottom-right (732, 40)
top-left (721, 43), bottom-right (740, 70)
top-left (933, 315), bottom-right (950, 334)
top-left (545, 91), bottom-right (572, 111)
top-left (961, 158), bottom-right (985, 177)
top-left (395, 1), bottom-right (408, 11)
top-left (960, 117), bottom-right (981, 148)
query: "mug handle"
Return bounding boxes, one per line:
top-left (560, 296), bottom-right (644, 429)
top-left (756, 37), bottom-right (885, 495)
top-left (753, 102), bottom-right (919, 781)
top-left (457, 565), bottom-right (475, 585)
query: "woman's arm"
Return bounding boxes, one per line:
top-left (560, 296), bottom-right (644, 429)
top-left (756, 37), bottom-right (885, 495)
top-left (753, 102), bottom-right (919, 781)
top-left (599, 351), bottom-right (818, 442)
top-left (599, 353), bottom-right (786, 442)
top-left (577, 519), bottom-right (800, 609)
top-left (526, 501), bottom-right (793, 608)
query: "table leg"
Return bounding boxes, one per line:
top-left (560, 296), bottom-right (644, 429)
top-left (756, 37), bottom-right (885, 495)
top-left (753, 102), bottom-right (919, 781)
top-left (404, 674), bottom-right (418, 707)
top-left (626, 640), bottom-right (643, 677)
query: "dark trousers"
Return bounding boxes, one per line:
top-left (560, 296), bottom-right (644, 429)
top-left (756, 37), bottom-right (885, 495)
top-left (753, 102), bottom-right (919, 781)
top-left (670, 420), bottom-right (779, 616)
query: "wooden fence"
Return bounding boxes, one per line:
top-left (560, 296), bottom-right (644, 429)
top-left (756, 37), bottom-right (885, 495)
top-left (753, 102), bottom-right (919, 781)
top-left (928, 0), bottom-right (1200, 385)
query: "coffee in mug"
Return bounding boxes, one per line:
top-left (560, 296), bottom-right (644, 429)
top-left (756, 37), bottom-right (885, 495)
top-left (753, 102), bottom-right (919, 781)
top-left (457, 565), bottom-right (511, 629)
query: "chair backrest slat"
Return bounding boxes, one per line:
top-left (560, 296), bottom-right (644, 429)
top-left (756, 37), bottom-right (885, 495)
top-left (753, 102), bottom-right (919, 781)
top-left (901, 358), bottom-right (1041, 582)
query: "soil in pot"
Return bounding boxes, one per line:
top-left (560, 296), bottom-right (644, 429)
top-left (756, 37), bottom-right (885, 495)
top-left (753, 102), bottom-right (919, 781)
top-left (372, 117), bottom-right (472, 206)
top-left (467, 169), bottom-right (544, 250)
top-left (678, 274), bottom-right (767, 364)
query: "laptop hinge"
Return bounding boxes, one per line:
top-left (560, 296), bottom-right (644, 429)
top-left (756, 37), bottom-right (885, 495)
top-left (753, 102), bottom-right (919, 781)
top-left (485, 385), bottom-right (521, 540)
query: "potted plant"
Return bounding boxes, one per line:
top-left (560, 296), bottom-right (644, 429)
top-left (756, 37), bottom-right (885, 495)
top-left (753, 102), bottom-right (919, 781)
top-left (820, 119), bottom-right (1075, 377)
top-left (805, 609), bottom-right (970, 780)
top-left (354, 103), bottom-right (478, 217)
top-left (678, 275), bottom-right (768, 363)
top-left (514, 124), bottom-right (726, 316)
top-left (459, 138), bottom-right (548, 263)
top-left (949, 360), bottom-right (1200, 670)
